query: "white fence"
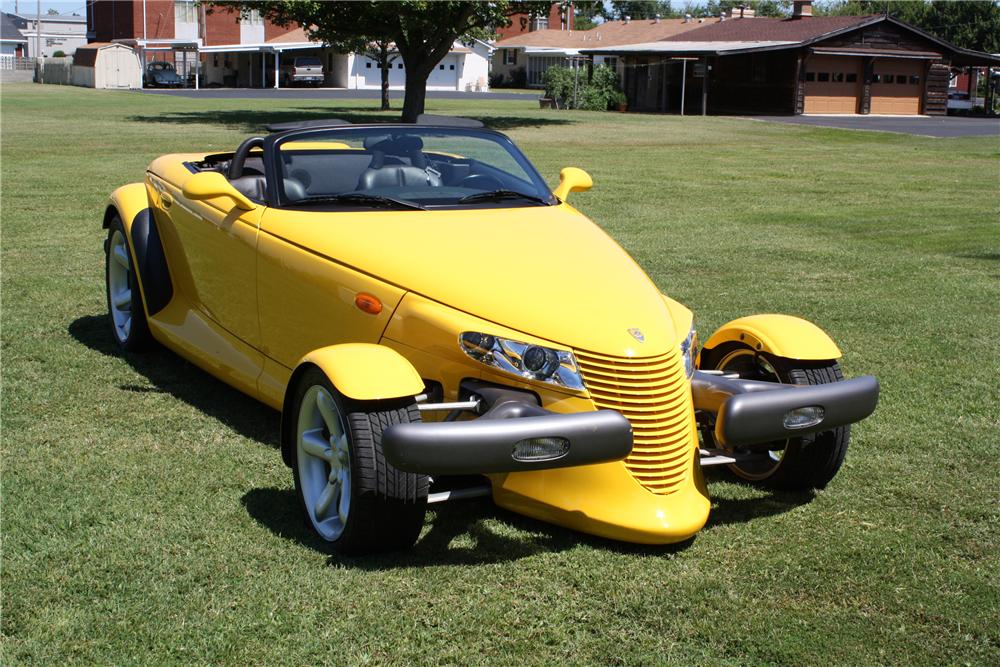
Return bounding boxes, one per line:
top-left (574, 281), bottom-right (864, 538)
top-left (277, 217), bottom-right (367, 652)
top-left (0, 55), bottom-right (37, 71)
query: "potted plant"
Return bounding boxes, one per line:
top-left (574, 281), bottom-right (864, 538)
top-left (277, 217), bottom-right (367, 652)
top-left (611, 90), bottom-right (628, 113)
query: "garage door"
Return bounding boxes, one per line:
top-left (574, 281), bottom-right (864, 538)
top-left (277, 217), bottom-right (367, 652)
top-left (871, 61), bottom-right (923, 115)
top-left (803, 56), bottom-right (862, 114)
top-left (427, 55), bottom-right (458, 90)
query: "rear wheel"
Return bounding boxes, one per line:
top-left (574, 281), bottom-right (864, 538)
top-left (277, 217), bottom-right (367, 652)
top-left (105, 216), bottom-right (151, 351)
top-left (701, 344), bottom-right (849, 490)
top-left (291, 368), bottom-right (428, 555)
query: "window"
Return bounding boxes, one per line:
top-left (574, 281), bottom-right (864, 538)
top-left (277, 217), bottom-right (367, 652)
top-left (896, 76), bottom-right (908, 85)
top-left (817, 72), bottom-right (830, 82)
top-left (909, 75), bottom-right (920, 85)
top-left (439, 64), bottom-right (445, 70)
top-left (503, 49), bottom-right (517, 66)
top-left (449, 64), bottom-right (455, 70)
top-left (884, 74), bottom-right (894, 83)
top-left (365, 61), bottom-right (372, 69)
top-left (397, 63), bottom-right (403, 69)
top-left (805, 72), bottom-right (816, 82)
top-left (832, 72), bottom-right (844, 83)
top-left (174, 0), bottom-right (197, 24)
top-left (872, 73), bottom-right (882, 83)
top-left (846, 73), bottom-right (857, 83)
top-left (531, 16), bottom-right (549, 30)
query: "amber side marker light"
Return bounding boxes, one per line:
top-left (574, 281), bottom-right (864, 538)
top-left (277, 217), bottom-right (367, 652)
top-left (355, 293), bottom-right (383, 315)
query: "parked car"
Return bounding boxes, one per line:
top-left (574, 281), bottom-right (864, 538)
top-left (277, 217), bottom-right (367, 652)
top-left (102, 117), bottom-right (879, 555)
top-left (281, 56), bottom-right (324, 87)
top-left (144, 61), bottom-right (183, 88)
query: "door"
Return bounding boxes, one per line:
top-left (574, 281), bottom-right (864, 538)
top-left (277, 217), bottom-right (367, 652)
top-left (871, 60), bottom-right (923, 115)
top-left (427, 55), bottom-right (459, 89)
top-left (157, 175), bottom-right (263, 347)
top-left (803, 55), bottom-right (862, 114)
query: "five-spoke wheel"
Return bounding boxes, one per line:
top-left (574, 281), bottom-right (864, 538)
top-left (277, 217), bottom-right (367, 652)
top-left (105, 216), bottom-right (150, 350)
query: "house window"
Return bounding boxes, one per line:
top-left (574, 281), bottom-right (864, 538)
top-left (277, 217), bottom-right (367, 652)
top-left (439, 64), bottom-right (445, 70)
top-left (503, 49), bottom-right (517, 66)
top-left (805, 72), bottom-right (815, 82)
top-left (240, 9), bottom-right (263, 25)
top-left (817, 72), bottom-right (830, 82)
top-left (846, 73), bottom-right (857, 83)
top-left (872, 73), bottom-right (882, 83)
top-left (602, 57), bottom-right (618, 71)
top-left (909, 75), bottom-right (920, 85)
top-left (449, 64), bottom-right (455, 70)
top-left (896, 76), bottom-right (908, 85)
top-left (832, 72), bottom-right (844, 83)
top-left (884, 74), bottom-right (894, 83)
top-left (531, 16), bottom-right (549, 30)
top-left (366, 61), bottom-right (372, 69)
top-left (397, 63), bottom-right (403, 69)
top-left (174, 0), bottom-right (197, 24)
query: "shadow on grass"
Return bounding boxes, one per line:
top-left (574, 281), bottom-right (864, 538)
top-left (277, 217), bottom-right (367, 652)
top-left (955, 251), bottom-right (1000, 261)
top-left (243, 487), bottom-right (693, 569)
top-left (702, 468), bottom-right (813, 529)
top-left (127, 107), bottom-right (575, 133)
top-left (68, 314), bottom-right (279, 449)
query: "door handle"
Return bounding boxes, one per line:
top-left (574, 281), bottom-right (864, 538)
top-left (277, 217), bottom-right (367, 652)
top-left (161, 192), bottom-right (173, 208)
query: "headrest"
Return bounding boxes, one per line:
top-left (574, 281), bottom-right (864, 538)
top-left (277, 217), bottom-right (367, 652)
top-left (365, 134), bottom-right (424, 154)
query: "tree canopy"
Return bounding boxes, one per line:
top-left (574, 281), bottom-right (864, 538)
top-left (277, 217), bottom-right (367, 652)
top-left (216, 1), bottom-right (550, 121)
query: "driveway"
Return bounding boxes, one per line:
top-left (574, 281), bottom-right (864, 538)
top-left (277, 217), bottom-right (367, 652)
top-left (748, 114), bottom-right (1000, 138)
top-left (140, 88), bottom-right (536, 101)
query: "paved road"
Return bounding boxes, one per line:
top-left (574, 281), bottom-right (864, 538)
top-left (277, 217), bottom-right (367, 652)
top-left (749, 114), bottom-right (1000, 138)
top-left (140, 87), bottom-right (536, 101)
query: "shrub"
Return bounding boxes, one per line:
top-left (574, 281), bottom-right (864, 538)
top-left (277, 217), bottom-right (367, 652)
top-left (542, 64), bottom-right (626, 111)
top-left (52, 50), bottom-right (66, 58)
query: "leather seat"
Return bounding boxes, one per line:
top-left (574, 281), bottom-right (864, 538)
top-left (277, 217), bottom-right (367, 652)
top-left (356, 134), bottom-right (442, 191)
top-left (230, 175), bottom-right (267, 201)
top-left (358, 166), bottom-right (441, 190)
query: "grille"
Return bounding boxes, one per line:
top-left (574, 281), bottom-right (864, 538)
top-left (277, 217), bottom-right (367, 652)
top-left (575, 348), bottom-right (695, 495)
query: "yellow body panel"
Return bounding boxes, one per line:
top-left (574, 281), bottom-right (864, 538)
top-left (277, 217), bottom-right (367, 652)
top-left (701, 314), bottom-right (842, 361)
top-left (298, 344), bottom-right (424, 401)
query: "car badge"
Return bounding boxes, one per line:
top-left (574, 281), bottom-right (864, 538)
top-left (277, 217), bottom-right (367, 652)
top-left (628, 328), bottom-right (645, 343)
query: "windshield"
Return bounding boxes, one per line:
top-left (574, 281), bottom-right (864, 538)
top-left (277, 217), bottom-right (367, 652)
top-left (273, 127), bottom-right (556, 209)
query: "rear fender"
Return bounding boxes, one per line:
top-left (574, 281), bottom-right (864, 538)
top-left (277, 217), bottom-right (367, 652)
top-left (279, 344), bottom-right (424, 466)
top-left (104, 183), bottom-right (173, 316)
top-left (699, 314), bottom-right (841, 364)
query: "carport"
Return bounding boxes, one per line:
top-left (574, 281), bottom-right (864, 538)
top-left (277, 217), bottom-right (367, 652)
top-left (118, 38), bottom-right (202, 89)
top-left (201, 39), bottom-right (319, 89)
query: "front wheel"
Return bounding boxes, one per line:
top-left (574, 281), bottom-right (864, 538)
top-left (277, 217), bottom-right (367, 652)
top-left (291, 368), bottom-right (428, 555)
top-left (105, 216), bottom-right (151, 351)
top-left (700, 344), bottom-right (850, 491)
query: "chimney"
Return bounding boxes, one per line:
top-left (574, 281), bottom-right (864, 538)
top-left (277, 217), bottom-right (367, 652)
top-left (793, 1), bottom-right (813, 18)
top-left (684, 13), bottom-right (691, 23)
top-left (624, 15), bottom-right (630, 24)
top-left (654, 14), bottom-right (661, 23)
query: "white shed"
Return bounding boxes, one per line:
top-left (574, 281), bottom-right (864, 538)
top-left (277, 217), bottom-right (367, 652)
top-left (71, 42), bottom-right (141, 89)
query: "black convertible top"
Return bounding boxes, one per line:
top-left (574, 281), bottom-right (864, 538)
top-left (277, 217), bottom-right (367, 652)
top-left (265, 114), bottom-right (483, 134)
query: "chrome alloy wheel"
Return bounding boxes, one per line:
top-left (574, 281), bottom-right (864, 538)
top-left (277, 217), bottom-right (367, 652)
top-left (297, 385), bottom-right (352, 541)
top-left (717, 347), bottom-right (786, 479)
top-left (107, 229), bottom-right (133, 343)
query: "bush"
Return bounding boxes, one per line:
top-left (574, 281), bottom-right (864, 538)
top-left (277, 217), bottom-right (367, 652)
top-left (52, 50), bottom-right (66, 58)
top-left (542, 64), bottom-right (626, 111)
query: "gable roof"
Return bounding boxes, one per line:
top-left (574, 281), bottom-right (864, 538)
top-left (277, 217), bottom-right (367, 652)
top-left (661, 15), bottom-right (876, 43)
top-left (1, 12), bottom-right (28, 43)
top-left (495, 18), bottom-right (720, 50)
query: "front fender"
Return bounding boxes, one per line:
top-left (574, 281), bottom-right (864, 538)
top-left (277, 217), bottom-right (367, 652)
top-left (699, 314), bottom-right (841, 362)
top-left (280, 344), bottom-right (424, 467)
top-left (104, 182), bottom-right (151, 231)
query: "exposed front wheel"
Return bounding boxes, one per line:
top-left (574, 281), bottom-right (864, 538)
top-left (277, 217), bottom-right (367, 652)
top-left (105, 216), bottom-right (151, 351)
top-left (700, 344), bottom-right (850, 491)
top-left (291, 368), bottom-right (428, 555)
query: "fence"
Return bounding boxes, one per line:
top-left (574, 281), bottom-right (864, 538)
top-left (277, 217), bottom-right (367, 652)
top-left (0, 55), bottom-right (36, 71)
top-left (41, 57), bottom-right (73, 85)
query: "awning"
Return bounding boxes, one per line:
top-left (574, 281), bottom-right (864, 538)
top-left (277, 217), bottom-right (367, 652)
top-left (581, 40), bottom-right (797, 56)
top-left (810, 47), bottom-right (943, 60)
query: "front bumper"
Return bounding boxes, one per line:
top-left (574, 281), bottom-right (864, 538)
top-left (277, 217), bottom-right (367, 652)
top-left (691, 371), bottom-right (879, 447)
top-left (383, 401), bottom-right (633, 475)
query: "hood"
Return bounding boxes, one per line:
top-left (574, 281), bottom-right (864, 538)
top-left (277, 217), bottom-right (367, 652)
top-left (260, 204), bottom-right (678, 357)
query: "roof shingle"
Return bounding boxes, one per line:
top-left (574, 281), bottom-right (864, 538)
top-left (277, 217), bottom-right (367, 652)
top-left (662, 15), bottom-right (876, 43)
top-left (495, 18), bottom-right (719, 49)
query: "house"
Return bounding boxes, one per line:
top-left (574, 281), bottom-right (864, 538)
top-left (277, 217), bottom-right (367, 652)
top-left (581, 1), bottom-right (1000, 116)
top-left (496, 2), bottom-right (573, 40)
top-left (1, 12), bottom-right (28, 56)
top-left (493, 16), bottom-right (719, 88)
top-left (12, 11), bottom-right (87, 57)
top-left (85, 0), bottom-right (489, 91)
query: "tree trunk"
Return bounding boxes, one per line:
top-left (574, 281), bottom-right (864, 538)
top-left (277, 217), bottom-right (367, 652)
top-left (379, 43), bottom-right (390, 111)
top-left (401, 66), bottom-right (430, 123)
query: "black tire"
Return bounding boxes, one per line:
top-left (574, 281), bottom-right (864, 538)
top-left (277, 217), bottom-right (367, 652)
top-left (700, 344), bottom-right (849, 491)
top-left (290, 368), bottom-right (428, 555)
top-left (105, 215), bottom-right (152, 351)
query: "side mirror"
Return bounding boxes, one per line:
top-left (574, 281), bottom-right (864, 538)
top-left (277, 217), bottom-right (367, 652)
top-left (182, 171), bottom-right (256, 211)
top-left (552, 167), bottom-right (593, 202)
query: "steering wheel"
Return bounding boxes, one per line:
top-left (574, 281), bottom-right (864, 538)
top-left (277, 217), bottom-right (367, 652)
top-left (458, 174), bottom-right (504, 191)
top-left (228, 136), bottom-right (265, 180)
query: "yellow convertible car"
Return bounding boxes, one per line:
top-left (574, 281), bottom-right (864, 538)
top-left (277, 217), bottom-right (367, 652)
top-left (103, 116), bottom-right (879, 554)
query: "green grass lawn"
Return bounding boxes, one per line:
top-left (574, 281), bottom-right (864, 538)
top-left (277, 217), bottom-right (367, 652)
top-left (2, 83), bottom-right (998, 665)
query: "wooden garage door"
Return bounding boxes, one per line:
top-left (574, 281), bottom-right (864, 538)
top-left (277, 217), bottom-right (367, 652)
top-left (871, 61), bottom-right (923, 115)
top-left (804, 56), bottom-right (862, 114)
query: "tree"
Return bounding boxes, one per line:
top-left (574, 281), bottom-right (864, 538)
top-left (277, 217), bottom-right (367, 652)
top-left (814, 0), bottom-right (1000, 53)
top-left (604, 1), bottom-right (680, 20)
top-left (217, 1), bottom-right (550, 122)
top-left (705, 0), bottom-right (791, 18)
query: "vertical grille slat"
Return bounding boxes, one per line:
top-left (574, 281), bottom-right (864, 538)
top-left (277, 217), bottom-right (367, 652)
top-left (576, 348), bottom-right (695, 495)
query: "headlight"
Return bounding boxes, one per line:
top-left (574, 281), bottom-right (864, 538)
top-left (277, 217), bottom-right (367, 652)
top-left (680, 326), bottom-right (697, 378)
top-left (459, 332), bottom-right (585, 391)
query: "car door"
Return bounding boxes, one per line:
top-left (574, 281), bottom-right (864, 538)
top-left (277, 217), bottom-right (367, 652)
top-left (154, 174), bottom-right (263, 348)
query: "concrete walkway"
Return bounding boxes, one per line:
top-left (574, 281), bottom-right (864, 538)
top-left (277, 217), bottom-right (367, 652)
top-left (748, 114), bottom-right (1000, 138)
